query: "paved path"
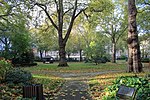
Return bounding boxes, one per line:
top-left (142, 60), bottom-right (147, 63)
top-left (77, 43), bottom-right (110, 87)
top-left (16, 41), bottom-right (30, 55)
top-left (48, 70), bottom-right (123, 100)
top-left (52, 81), bottom-right (91, 100)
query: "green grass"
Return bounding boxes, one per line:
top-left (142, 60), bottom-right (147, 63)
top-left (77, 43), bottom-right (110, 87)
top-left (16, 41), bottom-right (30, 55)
top-left (23, 61), bottom-right (127, 73)
top-left (22, 61), bottom-right (149, 78)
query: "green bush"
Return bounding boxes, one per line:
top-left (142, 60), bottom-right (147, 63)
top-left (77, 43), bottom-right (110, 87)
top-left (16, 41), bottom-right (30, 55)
top-left (102, 76), bottom-right (150, 100)
top-left (141, 58), bottom-right (149, 63)
top-left (12, 50), bottom-right (35, 67)
top-left (0, 59), bottom-right (12, 80)
top-left (5, 68), bottom-right (32, 84)
top-left (117, 55), bottom-right (127, 60)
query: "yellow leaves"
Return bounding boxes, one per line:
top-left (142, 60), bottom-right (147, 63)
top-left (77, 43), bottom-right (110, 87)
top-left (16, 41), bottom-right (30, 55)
top-left (89, 41), bottom-right (96, 47)
top-left (105, 92), bottom-right (110, 96)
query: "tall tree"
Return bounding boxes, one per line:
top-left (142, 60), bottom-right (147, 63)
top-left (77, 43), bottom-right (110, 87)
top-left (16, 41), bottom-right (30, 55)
top-left (74, 0), bottom-right (114, 61)
top-left (30, 24), bottom-right (58, 59)
top-left (99, 12), bottom-right (127, 63)
top-left (0, 0), bottom-right (31, 59)
top-left (31, 0), bottom-right (88, 67)
top-left (87, 0), bottom-right (127, 63)
top-left (127, 0), bottom-right (142, 73)
top-left (76, 18), bottom-right (95, 60)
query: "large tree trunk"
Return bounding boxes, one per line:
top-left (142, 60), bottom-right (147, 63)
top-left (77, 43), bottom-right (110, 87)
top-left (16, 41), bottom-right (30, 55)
top-left (111, 43), bottom-right (116, 63)
top-left (57, 0), bottom-right (68, 66)
top-left (57, 0), bottom-right (68, 67)
top-left (127, 47), bottom-right (133, 72)
top-left (39, 50), bottom-right (43, 60)
top-left (111, 25), bottom-right (116, 63)
top-left (127, 0), bottom-right (143, 73)
top-left (58, 42), bottom-right (68, 67)
top-left (79, 49), bottom-right (82, 62)
top-left (44, 50), bottom-right (47, 57)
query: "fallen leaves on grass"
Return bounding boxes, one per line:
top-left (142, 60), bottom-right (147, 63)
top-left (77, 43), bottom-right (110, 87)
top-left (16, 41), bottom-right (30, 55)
top-left (88, 72), bottom-right (147, 100)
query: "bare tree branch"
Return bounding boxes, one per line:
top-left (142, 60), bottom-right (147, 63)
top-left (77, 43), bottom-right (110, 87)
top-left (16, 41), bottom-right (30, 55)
top-left (35, 2), bottom-right (58, 30)
top-left (0, 38), bottom-right (5, 44)
top-left (83, 10), bottom-right (90, 21)
top-left (63, 0), bottom-right (78, 43)
top-left (74, 8), bottom-right (87, 19)
top-left (63, 7), bottom-right (74, 16)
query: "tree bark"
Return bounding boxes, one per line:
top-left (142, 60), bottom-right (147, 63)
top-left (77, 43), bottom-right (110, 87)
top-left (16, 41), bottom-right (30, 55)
top-left (44, 50), bottom-right (47, 57)
top-left (58, 42), bottom-right (68, 66)
top-left (111, 42), bottom-right (116, 63)
top-left (127, 0), bottom-right (143, 73)
top-left (57, 0), bottom-right (68, 67)
top-left (127, 47), bottom-right (133, 72)
top-left (39, 50), bottom-right (43, 60)
top-left (79, 49), bottom-right (82, 62)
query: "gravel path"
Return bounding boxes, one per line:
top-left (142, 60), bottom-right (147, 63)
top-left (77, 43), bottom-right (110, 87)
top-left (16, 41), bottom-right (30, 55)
top-left (48, 70), bottom-right (123, 80)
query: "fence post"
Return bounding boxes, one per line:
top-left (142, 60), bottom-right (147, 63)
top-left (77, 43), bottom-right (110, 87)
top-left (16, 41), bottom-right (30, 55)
top-left (36, 84), bottom-right (44, 100)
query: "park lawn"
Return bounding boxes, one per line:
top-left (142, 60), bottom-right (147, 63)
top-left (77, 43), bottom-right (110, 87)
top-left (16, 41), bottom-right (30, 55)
top-left (22, 61), bottom-right (127, 77)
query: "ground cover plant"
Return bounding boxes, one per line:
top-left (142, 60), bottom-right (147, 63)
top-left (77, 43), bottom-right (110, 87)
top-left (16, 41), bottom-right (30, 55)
top-left (88, 72), bottom-right (150, 100)
top-left (102, 75), bottom-right (150, 100)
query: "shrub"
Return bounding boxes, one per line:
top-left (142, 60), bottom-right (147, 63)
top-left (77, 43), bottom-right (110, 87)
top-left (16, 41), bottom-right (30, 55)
top-left (102, 76), bottom-right (150, 100)
top-left (92, 56), bottom-right (109, 65)
top-left (34, 56), bottom-right (42, 62)
top-left (117, 55), bottom-right (127, 60)
top-left (12, 50), bottom-right (35, 67)
top-left (141, 58), bottom-right (149, 63)
top-left (5, 68), bottom-right (32, 84)
top-left (0, 59), bottom-right (12, 80)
